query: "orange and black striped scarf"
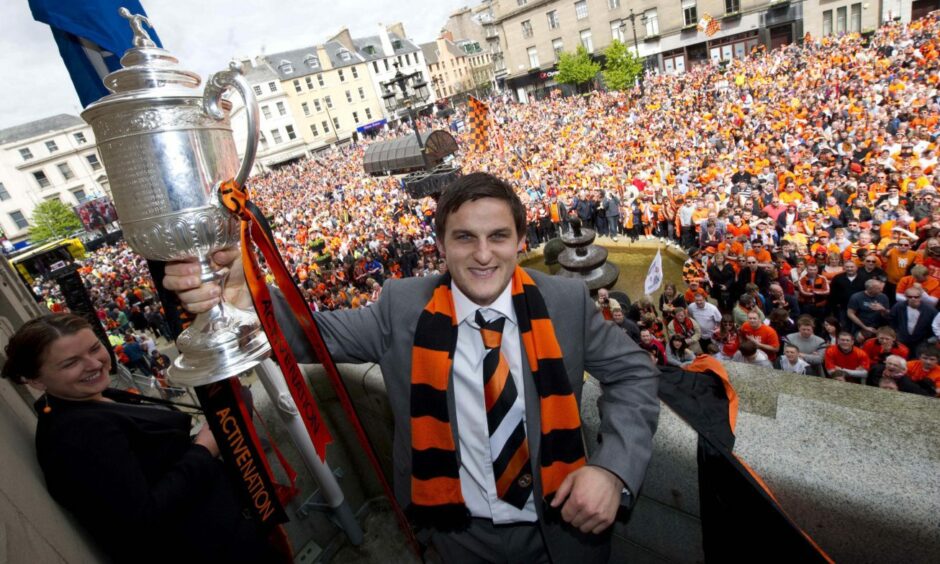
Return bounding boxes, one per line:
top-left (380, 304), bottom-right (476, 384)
top-left (408, 266), bottom-right (586, 528)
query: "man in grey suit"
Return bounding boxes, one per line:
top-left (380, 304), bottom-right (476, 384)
top-left (165, 173), bottom-right (660, 562)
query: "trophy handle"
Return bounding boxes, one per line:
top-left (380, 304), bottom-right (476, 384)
top-left (204, 62), bottom-right (259, 189)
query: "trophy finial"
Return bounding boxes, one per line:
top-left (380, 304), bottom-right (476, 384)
top-left (119, 7), bottom-right (156, 48)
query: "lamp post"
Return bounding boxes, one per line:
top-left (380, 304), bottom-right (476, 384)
top-left (621, 9), bottom-right (646, 97)
top-left (381, 63), bottom-right (431, 156)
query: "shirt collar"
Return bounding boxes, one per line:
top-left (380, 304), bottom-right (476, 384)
top-left (452, 279), bottom-right (516, 328)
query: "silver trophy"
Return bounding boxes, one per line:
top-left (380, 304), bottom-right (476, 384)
top-left (82, 9), bottom-right (270, 386)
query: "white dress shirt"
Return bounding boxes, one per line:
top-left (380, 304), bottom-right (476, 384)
top-left (689, 301), bottom-right (722, 337)
top-left (451, 282), bottom-right (537, 523)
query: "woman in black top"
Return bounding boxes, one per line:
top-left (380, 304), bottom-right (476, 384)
top-left (1, 314), bottom-right (283, 564)
top-left (707, 252), bottom-right (736, 312)
top-left (658, 283), bottom-right (687, 324)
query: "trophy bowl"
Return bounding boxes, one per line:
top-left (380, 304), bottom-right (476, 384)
top-left (82, 10), bottom-right (269, 386)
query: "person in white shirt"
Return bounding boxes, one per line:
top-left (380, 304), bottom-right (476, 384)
top-left (688, 293), bottom-right (722, 350)
top-left (730, 340), bottom-right (773, 368)
top-left (778, 344), bottom-right (810, 375)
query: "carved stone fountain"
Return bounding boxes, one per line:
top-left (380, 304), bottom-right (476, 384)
top-left (555, 218), bottom-right (620, 290)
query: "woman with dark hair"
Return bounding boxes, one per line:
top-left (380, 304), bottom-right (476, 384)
top-left (658, 283), bottom-right (687, 323)
top-left (665, 334), bottom-right (696, 368)
top-left (767, 308), bottom-right (796, 355)
top-left (822, 316), bottom-right (842, 346)
top-left (712, 315), bottom-right (741, 360)
top-left (1, 314), bottom-right (284, 564)
top-left (707, 252), bottom-right (735, 312)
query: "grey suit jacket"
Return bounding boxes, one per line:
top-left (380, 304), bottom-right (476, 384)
top-left (284, 270), bottom-right (660, 562)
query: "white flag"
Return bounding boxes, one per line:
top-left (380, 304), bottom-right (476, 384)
top-left (644, 249), bottom-right (663, 296)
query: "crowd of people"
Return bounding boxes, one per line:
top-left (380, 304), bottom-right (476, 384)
top-left (30, 15), bottom-right (940, 397)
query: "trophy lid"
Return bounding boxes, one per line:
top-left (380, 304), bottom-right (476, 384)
top-left (87, 9), bottom-right (202, 105)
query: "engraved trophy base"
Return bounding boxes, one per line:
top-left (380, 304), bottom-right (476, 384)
top-left (168, 303), bottom-right (271, 387)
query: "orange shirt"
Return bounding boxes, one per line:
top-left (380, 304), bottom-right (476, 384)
top-left (779, 190), bottom-right (804, 205)
top-left (882, 248), bottom-right (920, 284)
top-left (684, 287), bottom-right (709, 304)
top-left (738, 323), bottom-right (780, 360)
top-left (746, 249), bottom-right (773, 264)
top-left (907, 360), bottom-right (940, 386)
top-left (824, 346), bottom-right (871, 372)
top-left (896, 275), bottom-right (940, 300)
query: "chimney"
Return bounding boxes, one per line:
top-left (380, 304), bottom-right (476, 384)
top-left (329, 27), bottom-right (354, 51)
top-left (378, 22), bottom-right (394, 57)
top-left (388, 22), bottom-right (406, 40)
top-left (440, 29), bottom-right (454, 42)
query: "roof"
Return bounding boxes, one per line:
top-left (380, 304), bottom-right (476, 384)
top-left (352, 32), bottom-right (420, 62)
top-left (0, 114), bottom-right (85, 146)
top-left (420, 42), bottom-right (440, 65)
top-left (321, 40), bottom-right (365, 69)
top-left (265, 46), bottom-right (325, 80)
top-left (242, 60), bottom-right (278, 84)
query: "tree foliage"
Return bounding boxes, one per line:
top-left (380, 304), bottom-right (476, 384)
top-left (29, 199), bottom-right (83, 243)
top-left (556, 45), bottom-right (601, 89)
top-left (603, 40), bottom-right (644, 91)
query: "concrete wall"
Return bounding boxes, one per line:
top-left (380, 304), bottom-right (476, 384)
top-left (304, 359), bottom-right (940, 563)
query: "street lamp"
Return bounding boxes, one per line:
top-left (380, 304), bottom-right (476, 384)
top-left (620, 8), bottom-right (647, 97)
top-left (381, 63), bottom-right (431, 152)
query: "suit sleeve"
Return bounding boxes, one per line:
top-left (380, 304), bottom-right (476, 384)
top-left (578, 284), bottom-right (660, 497)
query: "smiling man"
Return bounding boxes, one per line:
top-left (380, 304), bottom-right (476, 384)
top-left (164, 172), bottom-right (660, 563)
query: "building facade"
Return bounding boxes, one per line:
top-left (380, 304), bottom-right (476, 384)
top-left (491, 0), bottom-right (803, 100)
top-left (265, 41), bottom-right (385, 152)
top-left (422, 31), bottom-right (494, 101)
top-left (0, 115), bottom-right (107, 245)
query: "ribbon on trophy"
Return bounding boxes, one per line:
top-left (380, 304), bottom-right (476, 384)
top-left (196, 377), bottom-right (296, 531)
top-left (218, 179), bottom-right (420, 553)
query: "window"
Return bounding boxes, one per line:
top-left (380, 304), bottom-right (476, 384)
top-left (332, 117), bottom-right (340, 130)
top-left (645, 9), bottom-right (659, 36)
top-left (575, 1), bottom-right (588, 20)
top-left (286, 125), bottom-right (297, 140)
top-left (392, 39), bottom-right (403, 50)
top-left (268, 81), bottom-right (277, 93)
top-left (522, 20), bottom-right (533, 38)
top-left (317, 74), bottom-right (325, 87)
top-left (57, 162), bottom-right (74, 180)
top-left (823, 10), bottom-right (833, 35)
top-left (339, 50), bottom-right (351, 62)
top-left (517, 0), bottom-right (527, 5)
top-left (33, 170), bottom-right (50, 188)
top-left (682, 0), bottom-right (697, 26)
top-left (384, 59), bottom-right (390, 71)
top-left (527, 46), bottom-right (540, 68)
top-left (19, 148), bottom-right (33, 160)
top-left (325, 96), bottom-right (333, 109)
top-left (310, 123), bottom-right (319, 137)
top-left (346, 90), bottom-right (353, 103)
top-left (277, 60), bottom-right (293, 74)
top-left (0, 183), bottom-right (9, 201)
top-left (725, 0), bottom-right (739, 14)
top-left (304, 54), bottom-right (319, 68)
top-left (262, 105), bottom-right (272, 119)
top-left (611, 20), bottom-right (625, 42)
top-left (46, 140), bottom-right (59, 153)
top-left (302, 102), bottom-right (310, 116)
top-left (314, 98), bottom-right (322, 112)
top-left (358, 87), bottom-right (366, 100)
top-left (293, 79), bottom-right (302, 93)
top-left (306, 76), bottom-right (315, 89)
top-left (552, 38), bottom-right (564, 60)
top-left (365, 107), bottom-right (373, 119)
top-left (850, 3), bottom-right (862, 32)
top-left (276, 101), bottom-right (286, 116)
top-left (608, 0), bottom-right (620, 8)
top-left (259, 132), bottom-right (267, 147)
top-left (836, 6), bottom-right (847, 33)
top-left (86, 154), bottom-right (101, 170)
top-left (352, 66), bottom-right (359, 79)
top-left (547, 10), bottom-right (560, 29)
top-left (253, 85), bottom-right (263, 96)
top-left (373, 61), bottom-right (380, 73)
top-left (10, 211), bottom-right (28, 230)
top-left (322, 120), bottom-right (330, 133)
top-left (353, 111), bottom-right (360, 124)
top-left (72, 188), bottom-right (86, 202)
top-left (74, 132), bottom-right (87, 144)
top-left (270, 129), bottom-right (283, 144)
top-left (338, 69), bottom-right (346, 82)
top-left (580, 29), bottom-right (593, 52)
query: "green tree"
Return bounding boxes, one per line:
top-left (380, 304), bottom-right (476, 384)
top-left (29, 199), bottom-right (83, 242)
top-left (556, 45), bottom-right (601, 91)
top-left (603, 40), bottom-right (643, 91)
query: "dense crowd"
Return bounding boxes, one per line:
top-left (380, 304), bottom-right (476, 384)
top-left (31, 15), bottom-right (940, 396)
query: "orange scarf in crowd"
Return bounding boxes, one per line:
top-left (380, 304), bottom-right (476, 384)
top-left (408, 267), bottom-right (585, 527)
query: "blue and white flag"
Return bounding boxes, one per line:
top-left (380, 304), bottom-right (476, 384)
top-left (644, 249), bottom-right (663, 296)
top-left (29, 0), bottom-right (161, 107)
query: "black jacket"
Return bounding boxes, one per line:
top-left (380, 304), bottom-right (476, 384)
top-left (829, 273), bottom-right (866, 312)
top-left (35, 393), bottom-right (276, 564)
